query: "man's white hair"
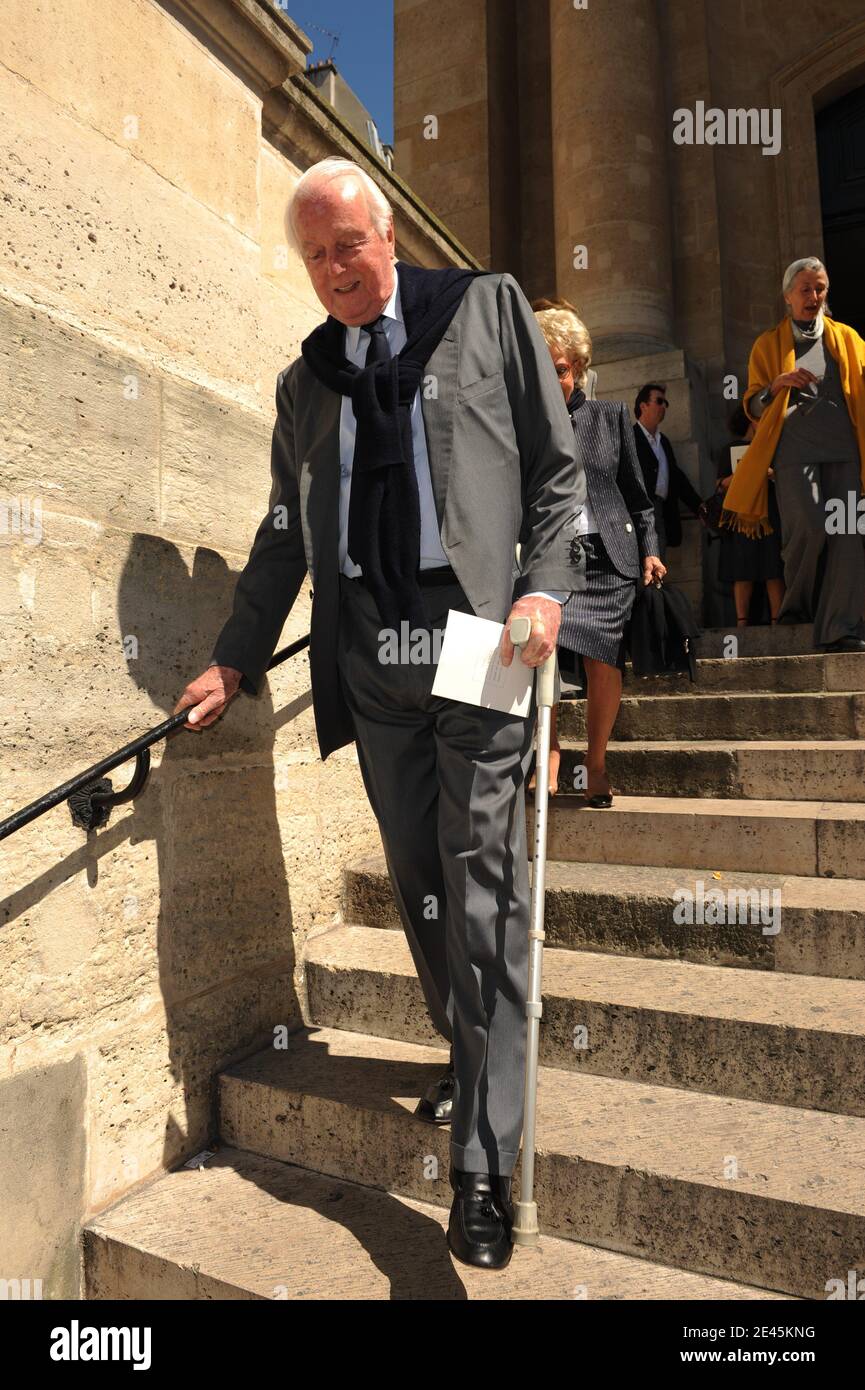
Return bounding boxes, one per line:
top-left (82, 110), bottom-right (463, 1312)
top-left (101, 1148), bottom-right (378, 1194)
top-left (782, 256), bottom-right (827, 296)
top-left (285, 157), bottom-right (394, 256)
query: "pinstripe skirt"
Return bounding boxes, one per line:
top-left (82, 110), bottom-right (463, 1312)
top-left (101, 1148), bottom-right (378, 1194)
top-left (556, 532), bottom-right (637, 672)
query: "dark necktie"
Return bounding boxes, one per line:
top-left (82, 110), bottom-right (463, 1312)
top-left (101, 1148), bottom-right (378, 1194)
top-left (346, 315), bottom-right (391, 570)
top-left (345, 311), bottom-right (429, 629)
top-left (361, 314), bottom-right (390, 365)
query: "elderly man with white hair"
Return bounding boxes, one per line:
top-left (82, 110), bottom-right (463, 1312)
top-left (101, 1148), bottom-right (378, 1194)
top-left (173, 157), bottom-right (586, 1269)
top-left (722, 256), bottom-right (865, 651)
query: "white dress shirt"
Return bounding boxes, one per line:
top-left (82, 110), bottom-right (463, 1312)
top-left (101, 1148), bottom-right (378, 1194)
top-left (637, 420), bottom-right (669, 499)
top-left (574, 480), bottom-right (596, 535)
top-left (339, 273), bottom-right (565, 604)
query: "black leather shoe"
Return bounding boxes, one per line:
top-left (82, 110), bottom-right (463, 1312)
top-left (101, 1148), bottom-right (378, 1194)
top-left (447, 1166), bottom-right (514, 1269)
top-left (822, 637), bottom-right (865, 652)
top-left (414, 1047), bottom-right (454, 1125)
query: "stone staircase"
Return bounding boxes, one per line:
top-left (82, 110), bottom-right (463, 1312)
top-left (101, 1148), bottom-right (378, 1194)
top-left (83, 623), bottom-right (865, 1300)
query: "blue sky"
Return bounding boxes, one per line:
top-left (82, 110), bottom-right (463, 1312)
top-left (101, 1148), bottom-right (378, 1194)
top-left (288, 1), bottom-right (395, 145)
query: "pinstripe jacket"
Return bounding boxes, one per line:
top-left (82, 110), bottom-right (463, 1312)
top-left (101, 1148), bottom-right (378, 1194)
top-left (569, 398), bottom-right (659, 577)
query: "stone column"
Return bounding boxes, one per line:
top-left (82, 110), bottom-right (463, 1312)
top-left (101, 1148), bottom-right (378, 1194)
top-left (549, 0), bottom-right (675, 358)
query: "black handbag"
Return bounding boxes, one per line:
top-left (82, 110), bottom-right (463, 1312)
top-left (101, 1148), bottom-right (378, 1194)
top-left (628, 580), bottom-right (701, 681)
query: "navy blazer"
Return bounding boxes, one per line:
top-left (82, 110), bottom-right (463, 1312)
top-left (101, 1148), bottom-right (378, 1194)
top-left (569, 398), bottom-right (659, 577)
top-left (632, 424), bottom-right (703, 548)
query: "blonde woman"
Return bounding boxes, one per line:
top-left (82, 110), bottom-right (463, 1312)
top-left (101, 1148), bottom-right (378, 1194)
top-left (532, 307), bottom-right (666, 801)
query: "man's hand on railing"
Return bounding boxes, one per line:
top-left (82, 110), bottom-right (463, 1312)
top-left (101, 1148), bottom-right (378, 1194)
top-left (173, 664), bottom-right (243, 730)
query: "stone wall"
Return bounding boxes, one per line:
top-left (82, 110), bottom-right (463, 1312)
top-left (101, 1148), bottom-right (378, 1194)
top-left (0, 0), bottom-right (475, 1297)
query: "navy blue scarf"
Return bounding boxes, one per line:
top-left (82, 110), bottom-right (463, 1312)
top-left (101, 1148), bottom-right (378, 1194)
top-left (301, 260), bottom-right (494, 629)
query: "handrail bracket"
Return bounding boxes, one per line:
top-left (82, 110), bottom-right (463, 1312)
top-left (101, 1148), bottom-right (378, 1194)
top-left (67, 749), bottom-right (152, 831)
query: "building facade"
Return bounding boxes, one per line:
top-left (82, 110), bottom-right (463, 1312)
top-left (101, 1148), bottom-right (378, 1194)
top-left (394, 0), bottom-right (865, 616)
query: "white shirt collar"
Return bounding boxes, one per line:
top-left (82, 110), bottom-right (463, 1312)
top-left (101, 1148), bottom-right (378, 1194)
top-left (638, 420), bottom-right (661, 444)
top-left (345, 266), bottom-right (401, 353)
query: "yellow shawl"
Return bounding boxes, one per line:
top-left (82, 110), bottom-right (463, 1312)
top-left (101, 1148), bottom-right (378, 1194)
top-left (721, 316), bottom-right (865, 537)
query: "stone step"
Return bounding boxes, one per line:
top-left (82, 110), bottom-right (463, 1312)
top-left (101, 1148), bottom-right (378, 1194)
top-left (622, 652), bottom-right (865, 696)
top-left (698, 624), bottom-right (814, 658)
top-left (82, 1145), bottom-right (789, 1300)
top-left (304, 925), bottom-right (865, 1116)
top-left (552, 739), bottom-right (865, 801)
top-left (558, 691), bottom-right (865, 741)
top-left (343, 855), bottom-right (865, 979)
top-left (537, 795), bottom-right (865, 879)
top-left (218, 1028), bottom-right (865, 1299)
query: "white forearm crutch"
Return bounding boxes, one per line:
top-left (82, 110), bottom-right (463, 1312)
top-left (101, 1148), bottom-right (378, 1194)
top-left (507, 613), bottom-right (557, 1245)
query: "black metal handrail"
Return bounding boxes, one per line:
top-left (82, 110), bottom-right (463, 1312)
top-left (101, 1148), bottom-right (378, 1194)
top-left (0, 636), bottom-right (310, 843)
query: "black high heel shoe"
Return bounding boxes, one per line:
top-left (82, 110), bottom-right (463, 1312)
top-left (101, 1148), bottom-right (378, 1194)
top-left (582, 773), bottom-right (614, 807)
top-left (585, 791), bottom-right (613, 808)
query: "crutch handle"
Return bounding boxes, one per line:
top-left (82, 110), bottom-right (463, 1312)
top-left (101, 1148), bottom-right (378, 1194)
top-left (508, 616), bottom-right (558, 708)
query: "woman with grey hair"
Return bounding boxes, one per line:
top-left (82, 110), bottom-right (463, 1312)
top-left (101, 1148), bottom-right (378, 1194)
top-left (532, 306), bottom-right (665, 801)
top-left (721, 257), bottom-right (865, 651)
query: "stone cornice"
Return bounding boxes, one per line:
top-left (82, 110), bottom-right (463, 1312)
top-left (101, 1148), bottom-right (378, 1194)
top-left (170, 0), bottom-right (312, 93)
top-left (270, 74), bottom-right (483, 269)
top-left (166, 0), bottom-right (482, 270)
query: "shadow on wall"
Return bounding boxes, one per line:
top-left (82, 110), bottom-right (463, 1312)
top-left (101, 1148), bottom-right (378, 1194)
top-left (1, 532), bottom-right (306, 1296)
top-left (118, 530), bottom-right (305, 1160)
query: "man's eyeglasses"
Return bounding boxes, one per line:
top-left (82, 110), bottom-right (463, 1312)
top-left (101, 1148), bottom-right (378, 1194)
top-left (651, 396), bottom-right (669, 407)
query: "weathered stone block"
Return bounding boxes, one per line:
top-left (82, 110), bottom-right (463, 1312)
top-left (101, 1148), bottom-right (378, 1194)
top-left (0, 1058), bottom-right (87, 1299)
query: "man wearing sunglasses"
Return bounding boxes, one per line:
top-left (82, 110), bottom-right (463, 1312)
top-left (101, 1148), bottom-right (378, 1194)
top-left (633, 382), bottom-right (706, 559)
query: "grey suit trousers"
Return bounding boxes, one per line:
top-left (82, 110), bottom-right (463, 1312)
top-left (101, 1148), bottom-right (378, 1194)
top-left (772, 451), bottom-right (865, 647)
top-left (336, 573), bottom-right (535, 1177)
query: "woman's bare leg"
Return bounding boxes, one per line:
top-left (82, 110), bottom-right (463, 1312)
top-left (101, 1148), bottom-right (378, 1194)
top-left (766, 578), bottom-right (785, 622)
top-left (583, 657), bottom-right (622, 798)
top-left (734, 580), bottom-right (753, 625)
top-left (528, 703), bottom-right (560, 794)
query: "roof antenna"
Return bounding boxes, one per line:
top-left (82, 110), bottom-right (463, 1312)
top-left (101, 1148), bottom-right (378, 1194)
top-left (301, 19), bottom-right (340, 64)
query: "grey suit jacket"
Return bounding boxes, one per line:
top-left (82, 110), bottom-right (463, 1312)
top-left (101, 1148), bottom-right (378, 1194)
top-left (210, 270), bottom-right (587, 759)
